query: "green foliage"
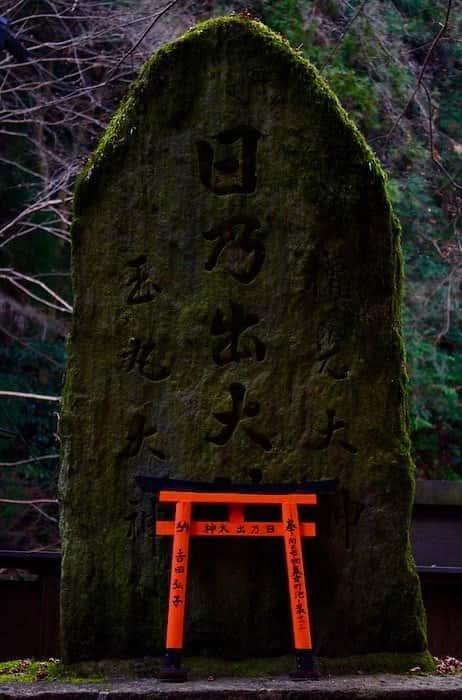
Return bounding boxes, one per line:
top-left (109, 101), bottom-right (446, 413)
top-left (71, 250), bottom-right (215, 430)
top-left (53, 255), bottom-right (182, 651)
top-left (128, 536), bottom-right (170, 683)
top-left (255, 0), bottom-right (304, 44)
top-left (324, 66), bottom-right (380, 129)
top-left (439, 75), bottom-right (462, 140)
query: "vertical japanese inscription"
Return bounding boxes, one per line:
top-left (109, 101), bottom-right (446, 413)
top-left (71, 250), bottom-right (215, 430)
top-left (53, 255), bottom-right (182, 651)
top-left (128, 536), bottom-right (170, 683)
top-left (121, 248), bottom-right (171, 478)
top-left (282, 502), bottom-right (312, 645)
top-left (166, 501), bottom-right (192, 651)
top-left (198, 125), bottom-right (271, 454)
top-left (171, 547), bottom-right (186, 608)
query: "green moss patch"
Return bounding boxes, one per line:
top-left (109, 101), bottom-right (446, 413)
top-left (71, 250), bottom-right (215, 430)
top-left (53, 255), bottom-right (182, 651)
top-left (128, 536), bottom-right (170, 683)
top-left (0, 659), bottom-right (103, 684)
top-left (0, 652), bottom-right (435, 683)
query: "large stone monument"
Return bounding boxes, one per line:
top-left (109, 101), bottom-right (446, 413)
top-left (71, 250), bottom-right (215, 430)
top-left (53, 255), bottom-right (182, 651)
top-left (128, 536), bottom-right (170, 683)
top-left (60, 16), bottom-right (429, 664)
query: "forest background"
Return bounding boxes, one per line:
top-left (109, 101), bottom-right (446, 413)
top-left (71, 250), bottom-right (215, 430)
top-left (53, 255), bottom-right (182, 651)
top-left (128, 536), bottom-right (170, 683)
top-left (0, 0), bottom-right (461, 551)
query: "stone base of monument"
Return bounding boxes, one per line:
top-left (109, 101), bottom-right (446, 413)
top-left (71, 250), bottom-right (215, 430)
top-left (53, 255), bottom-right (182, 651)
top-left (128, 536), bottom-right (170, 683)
top-left (1, 674), bottom-right (462, 699)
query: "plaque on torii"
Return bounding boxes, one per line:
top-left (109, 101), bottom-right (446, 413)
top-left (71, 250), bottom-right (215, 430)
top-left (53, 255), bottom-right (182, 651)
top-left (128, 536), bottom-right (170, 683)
top-left (137, 476), bottom-right (336, 681)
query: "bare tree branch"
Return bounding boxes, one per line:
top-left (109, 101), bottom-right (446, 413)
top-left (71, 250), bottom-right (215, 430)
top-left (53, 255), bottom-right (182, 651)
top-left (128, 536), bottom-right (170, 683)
top-left (0, 391), bottom-right (61, 402)
top-left (30, 503), bottom-right (59, 524)
top-left (107, 0), bottom-right (181, 82)
top-left (0, 498), bottom-right (58, 505)
top-left (0, 269), bottom-right (73, 313)
top-left (0, 454), bottom-right (59, 467)
top-left (0, 325), bottom-right (64, 369)
top-left (0, 198), bottom-right (72, 241)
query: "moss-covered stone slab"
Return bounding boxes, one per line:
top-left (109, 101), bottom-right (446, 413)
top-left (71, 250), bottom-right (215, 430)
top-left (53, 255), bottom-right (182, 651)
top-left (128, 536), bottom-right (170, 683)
top-left (60, 16), bottom-right (428, 663)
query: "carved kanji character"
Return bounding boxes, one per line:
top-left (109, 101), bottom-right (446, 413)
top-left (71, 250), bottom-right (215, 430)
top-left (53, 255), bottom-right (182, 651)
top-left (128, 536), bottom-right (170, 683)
top-left (121, 410), bottom-right (166, 460)
top-left (197, 126), bottom-right (262, 194)
top-left (304, 409), bottom-right (357, 454)
top-left (203, 216), bottom-right (265, 284)
top-left (121, 338), bottom-right (171, 382)
top-left (314, 323), bottom-right (349, 379)
top-left (125, 496), bottom-right (146, 541)
top-left (211, 301), bottom-right (266, 365)
top-left (125, 255), bottom-right (161, 304)
top-left (206, 382), bottom-right (271, 451)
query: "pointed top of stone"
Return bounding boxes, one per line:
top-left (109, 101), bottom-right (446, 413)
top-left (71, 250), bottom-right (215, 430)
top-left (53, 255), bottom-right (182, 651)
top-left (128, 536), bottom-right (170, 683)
top-left (75, 15), bottom-right (383, 215)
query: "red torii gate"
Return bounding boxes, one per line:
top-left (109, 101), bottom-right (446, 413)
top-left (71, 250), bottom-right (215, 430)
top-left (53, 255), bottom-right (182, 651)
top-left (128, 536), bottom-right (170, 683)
top-left (137, 477), bottom-right (336, 681)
